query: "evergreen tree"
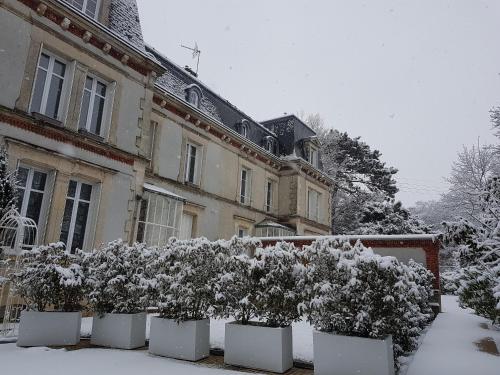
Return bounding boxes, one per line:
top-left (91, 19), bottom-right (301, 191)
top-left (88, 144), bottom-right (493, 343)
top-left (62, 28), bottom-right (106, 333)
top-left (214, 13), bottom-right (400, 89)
top-left (0, 146), bottom-right (17, 219)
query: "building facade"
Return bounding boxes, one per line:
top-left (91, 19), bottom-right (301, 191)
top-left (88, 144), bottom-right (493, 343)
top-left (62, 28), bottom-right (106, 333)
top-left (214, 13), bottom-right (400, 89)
top-left (0, 0), bottom-right (332, 252)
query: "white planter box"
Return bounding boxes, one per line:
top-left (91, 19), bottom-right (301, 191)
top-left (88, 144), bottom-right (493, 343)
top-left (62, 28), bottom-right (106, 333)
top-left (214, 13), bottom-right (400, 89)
top-left (17, 311), bottom-right (81, 347)
top-left (313, 331), bottom-right (395, 375)
top-left (224, 321), bottom-right (293, 373)
top-left (91, 312), bottom-right (146, 349)
top-left (149, 317), bottom-right (210, 361)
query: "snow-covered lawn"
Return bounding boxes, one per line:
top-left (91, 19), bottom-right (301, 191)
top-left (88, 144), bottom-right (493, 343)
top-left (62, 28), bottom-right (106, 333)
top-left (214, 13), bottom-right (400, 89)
top-left (406, 295), bottom-right (500, 375)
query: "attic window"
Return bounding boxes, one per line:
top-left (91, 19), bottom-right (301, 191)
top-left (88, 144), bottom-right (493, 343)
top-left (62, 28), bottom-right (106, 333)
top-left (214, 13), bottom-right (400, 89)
top-left (185, 85), bottom-right (202, 108)
top-left (264, 136), bottom-right (274, 153)
top-left (239, 120), bottom-right (250, 138)
top-left (66, 0), bottom-right (100, 20)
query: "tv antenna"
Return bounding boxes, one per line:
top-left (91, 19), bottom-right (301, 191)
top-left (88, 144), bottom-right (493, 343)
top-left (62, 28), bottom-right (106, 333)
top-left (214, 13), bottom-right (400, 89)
top-left (181, 42), bottom-right (201, 75)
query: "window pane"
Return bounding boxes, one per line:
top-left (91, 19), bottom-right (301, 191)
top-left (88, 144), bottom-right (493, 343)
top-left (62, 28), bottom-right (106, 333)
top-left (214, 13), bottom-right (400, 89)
top-left (79, 90), bottom-right (91, 130)
top-left (167, 201), bottom-right (176, 227)
top-left (69, 0), bottom-right (85, 10)
top-left (90, 95), bottom-right (105, 135)
top-left (25, 191), bottom-right (44, 224)
top-left (31, 171), bottom-right (47, 191)
top-left (188, 145), bottom-right (196, 183)
top-left (161, 198), bottom-right (170, 225)
top-left (59, 198), bottom-right (74, 246)
top-left (39, 53), bottom-right (50, 69)
top-left (67, 180), bottom-right (77, 197)
top-left (70, 201), bottom-right (90, 253)
top-left (85, 0), bottom-right (98, 18)
top-left (52, 60), bottom-right (66, 77)
top-left (31, 68), bottom-right (47, 113)
top-left (85, 76), bottom-right (93, 90)
top-left (15, 188), bottom-right (25, 212)
top-left (147, 195), bottom-right (156, 222)
top-left (17, 167), bottom-right (29, 187)
top-left (79, 183), bottom-right (92, 201)
top-left (45, 76), bottom-right (64, 118)
top-left (138, 198), bottom-right (148, 222)
top-left (96, 81), bottom-right (106, 97)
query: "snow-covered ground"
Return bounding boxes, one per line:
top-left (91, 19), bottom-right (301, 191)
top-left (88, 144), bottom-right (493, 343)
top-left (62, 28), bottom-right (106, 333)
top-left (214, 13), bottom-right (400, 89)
top-left (1, 296), bottom-right (498, 375)
top-left (406, 295), bottom-right (500, 375)
top-left (0, 345), bottom-right (252, 375)
top-left (81, 315), bottom-right (315, 362)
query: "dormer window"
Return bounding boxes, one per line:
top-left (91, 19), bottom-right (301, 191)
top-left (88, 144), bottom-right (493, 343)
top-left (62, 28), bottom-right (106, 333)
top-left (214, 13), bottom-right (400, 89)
top-left (264, 136), bottom-right (274, 153)
top-left (185, 84), bottom-right (202, 108)
top-left (239, 119), bottom-right (250, 138)
top-left (66, 0), bottom-right (100, 20)
top-left (308, 144), bottom-right (319, 168)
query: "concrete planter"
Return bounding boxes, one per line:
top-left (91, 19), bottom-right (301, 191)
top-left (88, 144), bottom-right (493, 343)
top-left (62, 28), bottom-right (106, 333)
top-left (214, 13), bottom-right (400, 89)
top-left (224, 321), bottom-right (293, 373)
top-left (17, 311), bottom-right (81, 347)
top-left (91, 312), bottom-right (146, 349)
top-left (313, 331), bottom-right (395, 375)
top-left (149, 317), bottom-right (210, 361)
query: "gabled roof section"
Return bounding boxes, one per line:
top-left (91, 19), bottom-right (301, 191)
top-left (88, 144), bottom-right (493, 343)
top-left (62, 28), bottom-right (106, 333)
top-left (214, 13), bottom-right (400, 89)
top-left (108, 0), bottom-right (146, 51)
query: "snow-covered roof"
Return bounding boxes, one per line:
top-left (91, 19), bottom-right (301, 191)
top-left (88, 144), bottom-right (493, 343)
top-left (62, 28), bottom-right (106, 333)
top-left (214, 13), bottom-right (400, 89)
top-left (143, 183), bottom-right (185, 201)
top-left (258, 234), bottom-right (440, 242)
top-left (254, 219), bottom-right (294, 230)
top-left (107, 0), bottom-right (145, 51)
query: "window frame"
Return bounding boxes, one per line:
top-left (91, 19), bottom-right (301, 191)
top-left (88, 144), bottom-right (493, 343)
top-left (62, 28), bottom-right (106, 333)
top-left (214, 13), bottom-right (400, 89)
top-left (184, 141), bottom-right (202, 185)
top-left (66, 0), bottom-right (101, 20)
top-left (239, 167), bottom-right (252, 205)
top-left (265, 179), bottom-right (274, 212)
top-left (30, 50), bottom-right (69, 121)
top-left (237, 226), bottom-right (250, 238)
top-left (307, 188), bottom-right (321, 222)
top-left (308, 145), bottom-right (319, 168)
top-left (59, 179), bottom-right (95, 254)
top-left (78, 73), bottom-right (110, 137)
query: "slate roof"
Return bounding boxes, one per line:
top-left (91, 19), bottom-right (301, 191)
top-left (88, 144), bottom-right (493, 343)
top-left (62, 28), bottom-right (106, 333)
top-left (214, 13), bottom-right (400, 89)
top-left (146, 45), bottom-right (281, 156)
top-left (108, 0), bottom-right (146, 51)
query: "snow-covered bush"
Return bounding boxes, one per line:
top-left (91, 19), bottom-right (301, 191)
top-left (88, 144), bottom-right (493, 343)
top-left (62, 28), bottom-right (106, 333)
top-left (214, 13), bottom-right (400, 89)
top-left (407, 259), bottom-right (435, 327)
top-left (440, 270), bottom-right (461, 295)
top-left (302, 238), bottom-right (433, 369)
top-left (85, 240), bottom-right (153, 315)
top-left (148, 237), bottom-right (228, 321)
top-left (215, 238), bottom-right (303, 327)
top-left (11, 242), bottom-right (85, 312)
top-left (0, 146), bottom-right (18, 218)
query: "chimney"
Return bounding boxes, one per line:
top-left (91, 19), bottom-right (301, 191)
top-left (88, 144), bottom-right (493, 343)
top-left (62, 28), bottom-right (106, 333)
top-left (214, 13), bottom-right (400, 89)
top-left (184, 65), bottom-right (198, 78)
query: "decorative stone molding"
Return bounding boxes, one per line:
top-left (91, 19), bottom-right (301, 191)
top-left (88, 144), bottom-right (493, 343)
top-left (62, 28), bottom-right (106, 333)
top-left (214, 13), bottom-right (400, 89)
top-left (102, 43), bottom-right (112, 54)
top-left (184, 114), bottom-right (191, 121)
top-left (195, 119), bottom-right (201, 126)
top-left (121, 54), bottom-right (129, 65)
top-left (82, 31), bottom-right (92, 43)
top-left (60, 17), bottom-right (71, 30)
top-left (36, 3), bottom-right (47, 16)
top-left (160, 100), bottom-right (166, 107)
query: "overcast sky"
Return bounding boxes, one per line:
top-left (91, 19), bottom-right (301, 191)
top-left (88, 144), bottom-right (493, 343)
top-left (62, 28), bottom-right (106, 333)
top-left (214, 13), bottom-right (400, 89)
top-left (137, 0), bottom-right (500, 206)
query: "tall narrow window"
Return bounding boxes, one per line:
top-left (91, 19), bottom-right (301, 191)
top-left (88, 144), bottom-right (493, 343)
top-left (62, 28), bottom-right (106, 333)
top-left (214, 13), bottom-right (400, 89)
top-left (307, 189), bottom-right (320, 222)
top-left (240, 168), bottom-right (252, 205)
top-left (308, 146), bottom-right (319, 168)
top-left (31, 52), bottom-right (67, 120)
top-left (16, 166), bottom-right (48, 225)
top-left (237, 226), bottom-right (249, 238)
top-left (265, 180), bottom-right (273, 212)
top-left (184, 143), bottom-right (200, 184)
top-left (79, 75), bottom-right (107, 136)
top-left (60, 180), bottom-right (93, 253)
top-left (65, 0), bottom-right (100, 19)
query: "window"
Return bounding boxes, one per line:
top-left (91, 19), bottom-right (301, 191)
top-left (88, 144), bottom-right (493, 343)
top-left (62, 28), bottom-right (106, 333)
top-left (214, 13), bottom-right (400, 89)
top-left (265, 180), bottom-right (273, 212)
top-left (266, 138), bottom-right (274, 153)
top-left (16, 166), bottom-right (48, 226)
top-left (180, 213), bottom-right (195, 240)
top-left (308, 146), bottom-right (319, 168)
top-left (237, 226), bottom-right (249, 238)
top-left (65, 0), bottom-right (100, 19)
top-left (136, 191), bottom-right (183, 246)
top-left (184, 142), bottom-right (201, 184)
top-left (79, 75), bottom-right (108, 136)
top-left (307, 189), bottom-right (320, 222)
top-left (60, 180), bottom-right (93, 253)
top-left (31, 52), bottom-right (67, 120)
top-left (241, 123), bottom-right (248, 138)
top-left (240, 167), bottom-right (252, 205)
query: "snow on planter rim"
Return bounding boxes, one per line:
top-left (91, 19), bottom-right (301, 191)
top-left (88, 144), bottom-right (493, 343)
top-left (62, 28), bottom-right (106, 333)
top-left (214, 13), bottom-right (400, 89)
top-left (257, 234), bottom-right (440, 242)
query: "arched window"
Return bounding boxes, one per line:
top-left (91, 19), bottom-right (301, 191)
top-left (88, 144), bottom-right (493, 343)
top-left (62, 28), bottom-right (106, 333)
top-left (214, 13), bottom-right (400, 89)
top-left (239, 119), bottom-right (250, 138)
top-left (185, 84), bottom-right (202, 108)
top-left (264, 136), bottom-right (275, 153)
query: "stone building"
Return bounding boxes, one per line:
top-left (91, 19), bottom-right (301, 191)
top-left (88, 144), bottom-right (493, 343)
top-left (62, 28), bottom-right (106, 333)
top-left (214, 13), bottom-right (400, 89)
top-left (0, 0), bottom-right (332, 252)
